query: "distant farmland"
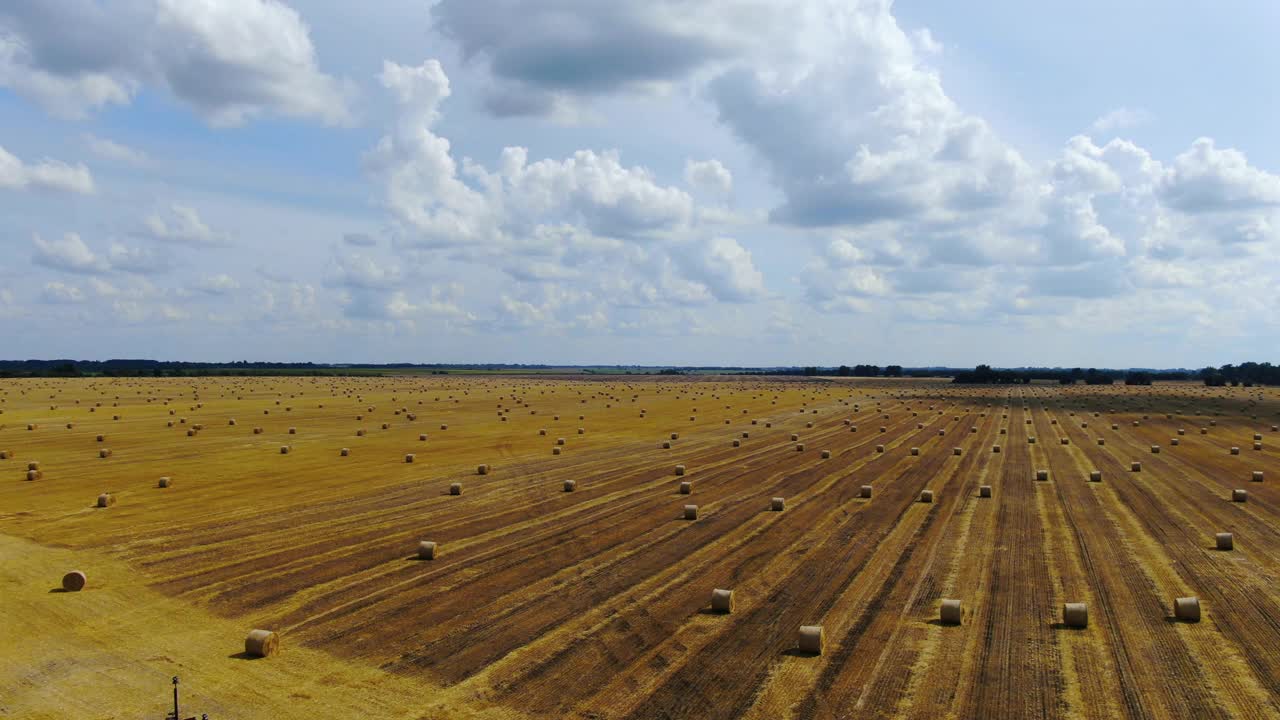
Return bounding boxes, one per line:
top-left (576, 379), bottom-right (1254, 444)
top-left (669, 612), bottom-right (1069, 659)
top-left (2, 376), bottom-right (1278, 718)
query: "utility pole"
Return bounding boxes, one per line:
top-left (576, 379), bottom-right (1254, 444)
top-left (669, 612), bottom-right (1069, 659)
top-left (170, 676), bottom-right (180, 720)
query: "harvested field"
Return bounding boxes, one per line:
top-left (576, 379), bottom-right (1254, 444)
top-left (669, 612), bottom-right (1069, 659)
top-left (2, 376), bottom-right (1279, 718)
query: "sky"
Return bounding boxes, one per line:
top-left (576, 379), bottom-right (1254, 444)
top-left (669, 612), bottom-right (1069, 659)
top-left (1, 0), bottom-right (1278, 368)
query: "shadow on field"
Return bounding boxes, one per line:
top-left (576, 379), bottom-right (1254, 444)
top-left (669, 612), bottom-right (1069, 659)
top-left (781, 648), bottom-right (821, 658)
top-left (228, 651), bottom-right (265, 660)
top-left (1050, 622), bottom-right (1087, 631)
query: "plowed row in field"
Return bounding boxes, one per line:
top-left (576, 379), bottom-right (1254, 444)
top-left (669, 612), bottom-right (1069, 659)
top-left (2, 377), bottom-right (1278, 718)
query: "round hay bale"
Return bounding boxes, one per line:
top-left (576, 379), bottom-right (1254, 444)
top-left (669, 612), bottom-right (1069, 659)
top-left (245, 629), bottom-right (279, 658)
top-left (795, 443), bottom-right (805, 452)
top-left (1230, 446), bottom-right (1240, 455)
top-left (1254, 441), bottom-right (1263, 451)
top-left (1216, 532), bottom-right (1233, 550)
top-left (860, 485), bottom-right (873, 499)
top-left (790, 433), bottom-right (799, 442)
top-left (770, 497), bottom-right (785, 512)
top-left (1173, 596), bottom-right (1200, 622)
top-left (679, 481), bottom-right (692, 494)
top-left (450, 482), bottom-right (463, 495)
top-left (96, 493), bottom-right (115, 508)
top-left (405, 453), bottom-right (415, 463)
top-left (992, 445), bottom-right (1001, 453)
top-left (158, 476), bottom-right (171, 488)
top-left (953, 447), bottom-right (962, 456)
top-left (418, 541), bottom-right (437, 560)
top-left (1000, 428), bottom-right (1007, 435)
top-left (253, 427), bottom-right (263, 434)
top-left (1131, 462), bottom-right (1141, 472)
top-left (98, 448), bottom-right (111, 458)
top-left (340, 447), bottom-right (350, 457)
top-left (662, 441), bottom-right (672, 449)
top-left (940, 598), bottom-right (962, 625)
top-left (1151, 445), bottom-right (1160, 454)
top-left (552, 447), bottom-right (562, 455)
top-left (1171, 438), bottom-right (1180, 446)
top-left (1028, 437), bottom-right (1037, 444)
top-left (670, 433), bottom-right (680, 440)
top-left (1089, 471), bottom-right (1102, 482)
top-left (419, 434), bottom-right (427, 441)
top-left (684, 504), bottom-right (698, 520)
top-left (477, 464), bottom-right (489, 475)
top-left (96, 434), bottom-right (105, 442)
top-left (911, 447), bottom-right (920, 456)
top-left (1252, 471), bottom-right (1264, 482)
top-left (539, 429), bottom-right (547, 436)
top-left (61, 570), bottom-right (86, 592)
top-left (1061, 438), bottom-right (1070, 445)
top-left (1097, 438), bottom-right (1106, 446)
top-left (563, 480), bottom-right (576, 492)
top-left (280, 446), bottom-right (290, 455)
top-left (711, 588), bottom-right (735, 613)
top-left (26, 469), bottom-right (42, 481)
top-left (876, 445), bottom-right (885, 453)
top-left (732, 439), bottom-right (741, 447)
top-left (557, 437), bottom-right (566, 446)
top-left (920, 490), bottom-right (934, 503)
top-left (1063, 602), bottom-right (1088, 628)
top-left (1232, 489), bottom-right (1248, 502)
top-left (1036, 470), bottom-right (1049, 481)
top-left (675, 465), bottom-right (686, 476)
top-left (798, 625), bottom-right (824, 654)
top-left (979, 485), bottom-right (992, 498)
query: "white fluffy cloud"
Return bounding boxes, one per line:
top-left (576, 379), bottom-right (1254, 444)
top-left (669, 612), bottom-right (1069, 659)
top-left (138, 205), bottom-right (230, 246)
top-left (0, 145), bottom-right (94, 193)
top-left (685, 159), bottom-right (733, 196)
top-left (32, 233), bottom-right (108, 274)
top-left (0, 0), bottom-right (350, 126)
top-left (82, 134), bottom-right (149, 166)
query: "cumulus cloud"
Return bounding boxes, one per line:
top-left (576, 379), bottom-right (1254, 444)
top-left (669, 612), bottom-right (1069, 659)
top-left (0, 144), bottom-right (94, 193)
top-left (1090, 107), bottom-right (1152, 135)
top-left (677, 237), bottom-right (765, 302)
top-left (685, 159), bottom-right (733, 196)
top-left (194, 273), bottom-right (240, 294)
top-left (0, 0), bottom-right (351, 125)
top-left (429, 0), bottom-right (774, 117)
top-left (343, 232), bottom-right (377, 247)
top-left (82, 134), bottom-right (149, 166)
top-left (32, 233), bottom-right (108, 274)
top-left (41, 281), bottom-right (86, 303)
top-left (1158, 138), bottom-right (1280, 213)
top-left (138, 204), bottom-right (230, 246)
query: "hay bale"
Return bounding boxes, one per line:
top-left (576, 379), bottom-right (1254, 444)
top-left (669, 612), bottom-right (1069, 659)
top-left (244, 629), bottom-right (279, 658)
top-left (1063, 602), bottom-right (1088, 628)
top-left (253, 427), bottom-right (263, 434)
top-left (96, 493), bottom-right (115, 508)
top-left (1089, 471), bottom-right (1102, 482)
top-left (798, 626), bottom-right (824, 654)
top-left (98, 448), bottom-right (112, 458)
top-left (940, 599), bottom-right (962, 625)
top-left (1173, 596), bottom-right (1201, 622)
top-left (732, 439), bottom-right (741, 447)
top-left (1232, 489), bottom-right (1248, 502)
top-left (563, 480), bottom-right (576, 492)
top-left (61, 570), bottom-right (86, 592)
top-left (418, 541), bottom-right (437, 560)
top-left (158, 476), bottom-right (171, 488)
top-left (679, 481), bottom-right (692, 494)
top-left (771, 497), bottom-right (785, 511)
top-left (280, 445), bottom-right (290, 454)
top-left (1171, 438), bottom-right (1180, 446)
top-left (671, 433), bottom-right (680, 440)
top-left (477, 464), bottom-right (489, 475)
top-left (450, 482), bottom-right (462, 495)
top-left (795, 443), bottom-right (805, 452)
top-left (1131, 462), bottom-right (1141, 472)
top-left (1230, 446), bottom-right (1240, 455)
top-left (1061, 438), bottom-right (1070, 445)
top-left (911, 447), bottom-right (920, 456)
top-left (662, 441), bottom-right (672, 449)
top-left (552, 447), bottom-right (562, 455)
top-left (0, 450), bottom-right (9, 460)
top-left (1254, 441), bottom-right (1263, 451)
top-left (1036, 470), bottom-right (1049, 481)
top-left (684, 504), bottom-right (698, 520)
top-left (979, 485), bottom-right (992, 498)
top-left (821, 450), bottom-right (831, 459)
top-left (992, 445), bottom-right (1001, 453)
top-left (96, 434), bottom-right (105, 442)
top-left (1252, 471), bottom-right (1264, 482)
top-left (954, 447), bottom-right (962, 456)
top-left (1097, 438), bottom-right (1105, 446)
top-left (876, 445), bottom-right (885, 453)
top-left (26, 470), bottom-right (42, 481)
top-left (419, 434), bottom-right (427, 441)
top-left (405, 453), bottom-right (415, 463)
top-left (711, 588), bottom-right (735, 613)
top-left (340, 448), bottom-right (350, 457)
top-left (557, 437), bottom-right (567, 446)
top-left (675, 465), bottom-right (686, 476)
top-left (920, 490), bottom-right (934, 503)
top-left (1216, 532), bottom-right (1233, 550)
top-left (1028, 437), bottom-right (1037, 444)
top-left (356, 429), bottom-right (366, 437)
top-left (1151, 445), bottom-right (1160, 454)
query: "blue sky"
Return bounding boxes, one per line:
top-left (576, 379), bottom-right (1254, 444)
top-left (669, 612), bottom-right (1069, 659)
top-left (2, 0), bottom-right (1278, 367)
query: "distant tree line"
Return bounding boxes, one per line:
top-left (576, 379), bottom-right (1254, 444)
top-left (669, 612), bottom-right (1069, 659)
top-left (951, 365), bottom-right (1203, 386)
top-left (1199, 362), bottom-right (1279, 386)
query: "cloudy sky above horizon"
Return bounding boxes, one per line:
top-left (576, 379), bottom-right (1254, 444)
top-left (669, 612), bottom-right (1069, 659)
top-left (2, 0), bottom-right (1278, 367)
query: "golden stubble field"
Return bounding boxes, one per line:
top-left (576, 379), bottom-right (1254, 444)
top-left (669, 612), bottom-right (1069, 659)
top-left (1, 375), bottom-right (1279, 719)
